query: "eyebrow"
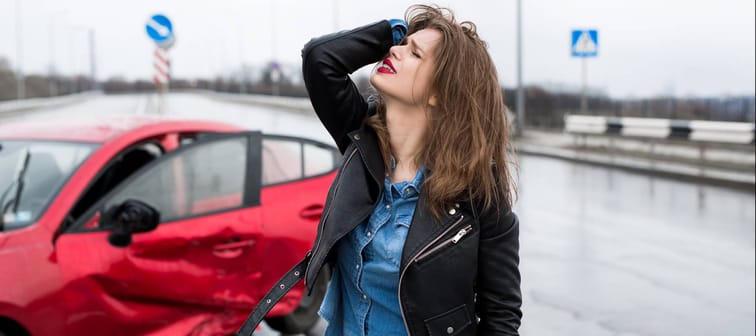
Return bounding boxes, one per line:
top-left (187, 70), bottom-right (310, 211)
top-left (407, 36), bottom-right (426, 56)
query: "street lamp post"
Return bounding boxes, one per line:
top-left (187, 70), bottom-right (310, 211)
top-left (333, 0), bottom-right (339, 31)
top-left (236, 25), bottom-right (247, 94)
top-left (70, 26), bottom-right (97, 91)
top-left (48, 11), bottom-right (67, 97)
top-left (48, 18), bottom-right (56, 97)
top-left (515, 0), bottom-right (525, 136)
top-left (270, 0), bottom-right (279, 96)
top-left (15, 0), bottom-right (25, 99)
top-left (88, 28), bottom-right (97, 90)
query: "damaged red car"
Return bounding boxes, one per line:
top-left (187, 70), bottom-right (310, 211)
top-left (0, 116), bottom-right (338, 335)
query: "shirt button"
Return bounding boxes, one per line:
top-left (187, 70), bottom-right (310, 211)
top-left (367, 231), bottom-right (372, 237)
top-left (385, 204), bottom-right (391, 209)
top-left (448, 208), bottom-right (457, 215)
top-left (363, 294), bottom-right (368, 300)
top-left (446, 326), bottom-right (454, 334)
top-left (355, 264), bottom-right (360, 269)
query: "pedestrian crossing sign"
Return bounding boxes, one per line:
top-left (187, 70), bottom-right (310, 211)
top-left (571, 30), bottom-right (598, 57)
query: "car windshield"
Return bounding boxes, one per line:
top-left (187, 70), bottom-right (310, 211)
top-left (0, 140), bottom-right (97, 231)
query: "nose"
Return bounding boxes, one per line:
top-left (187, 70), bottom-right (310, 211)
top-left (389, 45), bottom-right (403, 60)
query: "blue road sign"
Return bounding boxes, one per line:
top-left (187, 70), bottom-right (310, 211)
top-left (146, 14), bottom-right (173, 45)
top-left (571, 29), bottom-right (598, 58)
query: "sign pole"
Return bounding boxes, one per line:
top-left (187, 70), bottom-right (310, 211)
top-left (153, 47), bottom-right (170, 114)
top-left (158, 83), bottom-right (164, 114)
top-left (571, 29), bottom-right (598, 115)
top-left (145, 14), bottom-right (175, 114)
top-left (581, 57), bottom-right (587, 114)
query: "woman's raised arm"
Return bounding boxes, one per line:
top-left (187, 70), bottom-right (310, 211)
top-left (301, 20), bottom-right (401, 153)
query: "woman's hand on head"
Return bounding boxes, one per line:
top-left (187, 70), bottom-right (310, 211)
top-left (388, 18), bottom-right (408, 45)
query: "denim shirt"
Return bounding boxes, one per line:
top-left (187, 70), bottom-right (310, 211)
top-left (320, 167), bottom-right (424, 336)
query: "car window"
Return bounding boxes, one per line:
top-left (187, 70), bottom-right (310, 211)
top-left (304, 143), bottom-right (338, 177)
top-left (262, 137), bottom-right (338, 186)
top-left (68, 142), bottom-right (163, 225)
top-left (0, 140), bottom-right (96, 231)
top-left (95, 136), bottom-right (248, 224)
top-left (262, 139), bottom-right (301, 185)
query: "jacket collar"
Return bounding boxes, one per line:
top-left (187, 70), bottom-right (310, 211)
top-left (347, 117), bottom-right (386, 185)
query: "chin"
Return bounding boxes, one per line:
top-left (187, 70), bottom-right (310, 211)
top-left (369, 74), bottom-right (387, 95)
top-left (369, 73), bottom-right (380, 88)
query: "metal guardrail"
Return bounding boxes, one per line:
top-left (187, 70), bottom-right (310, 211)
top-left (554, 115), bottom-right (756, 187)
top-left (564, 115), bottom-right (756, 144)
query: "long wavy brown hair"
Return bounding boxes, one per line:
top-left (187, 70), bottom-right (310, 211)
top-left (366, 5), bottom-right (517, 220)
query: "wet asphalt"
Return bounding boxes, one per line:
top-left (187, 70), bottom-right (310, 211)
top-left (8, 93), bottom-right (754, 336)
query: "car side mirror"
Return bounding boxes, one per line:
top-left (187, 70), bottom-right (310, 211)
top-left (105, 199), bottom-right (160, 248)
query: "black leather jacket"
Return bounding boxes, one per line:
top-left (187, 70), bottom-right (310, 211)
top-left (301, 20), bottom-right (522, 335)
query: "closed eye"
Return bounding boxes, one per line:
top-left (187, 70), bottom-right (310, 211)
top-left (407, 37), bottom-right (424, 59)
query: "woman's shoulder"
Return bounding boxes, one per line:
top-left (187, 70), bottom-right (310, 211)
top-left (460, 196), bottom-right (517, 237)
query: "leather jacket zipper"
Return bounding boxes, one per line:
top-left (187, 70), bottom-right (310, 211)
top-left (414, 224), bottom-right (473, 263)
top-left (398, 215), bottom-right (465, 334)
top-left (304, 146), bottom-right (359, 287)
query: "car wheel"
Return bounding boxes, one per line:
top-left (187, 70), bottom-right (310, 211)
top-left (265, 266), bottom-right (330, 334)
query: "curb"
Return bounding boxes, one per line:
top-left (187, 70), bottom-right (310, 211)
top-left (200, 91), bottom-right (314, 115)
top-left (515, 142), bottom-right (755, 190)
top-left (0, 92), bottom-right (97, 118)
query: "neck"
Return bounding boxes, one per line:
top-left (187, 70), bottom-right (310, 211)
top-left (385, 99), bottom-right (428, 180)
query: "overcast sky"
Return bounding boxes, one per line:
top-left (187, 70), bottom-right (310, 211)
top-left (1, 0), bottom-right (754, 98)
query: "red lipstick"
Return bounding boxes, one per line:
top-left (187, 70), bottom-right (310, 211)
top-left (377, 58), bottom-right (396, 74)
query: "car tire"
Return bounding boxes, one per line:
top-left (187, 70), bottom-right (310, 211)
top-left (265, 266), bottom-right (330, 334)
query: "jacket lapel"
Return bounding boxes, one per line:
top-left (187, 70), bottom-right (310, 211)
top-left (347, 126), bottom-right (385, 186)
top-left (400, 202), bottom-right (455, 270)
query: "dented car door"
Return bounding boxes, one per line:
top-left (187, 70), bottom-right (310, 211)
top-left (54, 132), bottom-right (264, 335)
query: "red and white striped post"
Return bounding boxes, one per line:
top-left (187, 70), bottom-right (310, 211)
top-left (145, 14), bottom-right (175, 113)
top-left (153, 47), bottom-right (171, 113)
top-left (153, 47), bottom-right (170, 93)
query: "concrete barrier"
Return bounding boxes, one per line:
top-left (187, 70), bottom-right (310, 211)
top-left (537, 115), bottom-right (755, 187)
top-left (565, 115), bottom-right (756, 144)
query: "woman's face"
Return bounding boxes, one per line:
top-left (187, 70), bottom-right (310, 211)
top-left (370, 28), bottom-right (442, 107)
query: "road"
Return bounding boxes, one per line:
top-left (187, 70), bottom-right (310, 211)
top-left (4, 93), bottom-right (754, 336)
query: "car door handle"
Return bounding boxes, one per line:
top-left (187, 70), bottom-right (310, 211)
top-left (299, 204), bottom-right (324, 220)
top-left (212, 239), bottom-right (256, 259)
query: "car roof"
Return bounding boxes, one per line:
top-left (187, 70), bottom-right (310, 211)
top-left (0, 115), bottom-right (244, 143)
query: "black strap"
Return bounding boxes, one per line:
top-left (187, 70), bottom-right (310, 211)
top-left (236, 253), bottom-right (311, 335)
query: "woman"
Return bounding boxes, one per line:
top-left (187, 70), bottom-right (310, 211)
top-left (301, 5), bottom-right (521, 335)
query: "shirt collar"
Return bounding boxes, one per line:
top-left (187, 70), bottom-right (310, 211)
top-left (386, 156), bottom-right (425, 198)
